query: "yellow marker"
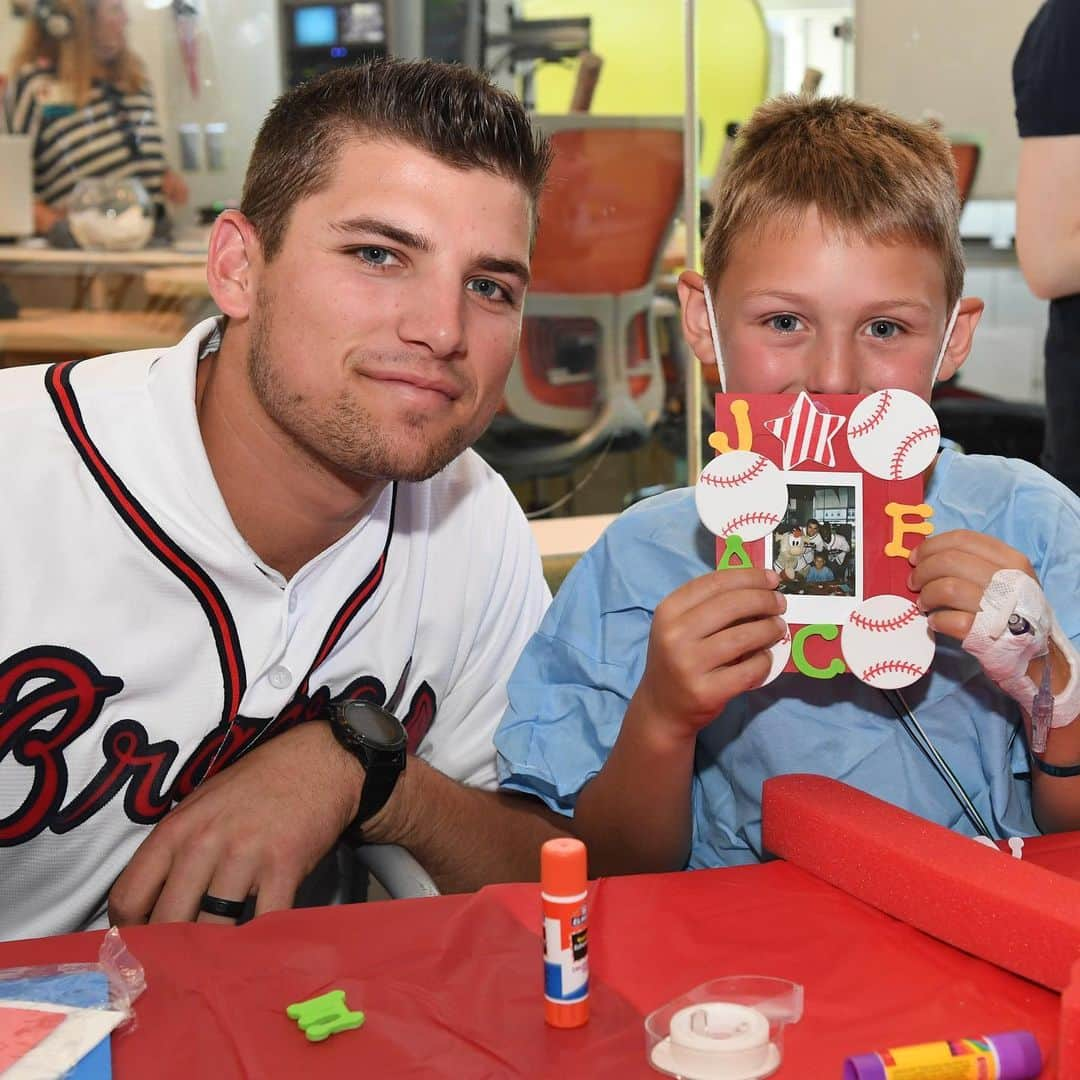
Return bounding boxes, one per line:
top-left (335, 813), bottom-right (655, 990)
top-left (708, 398), bottom-right (752, 454)
top-left (884, 502), bottom-right (935, 558)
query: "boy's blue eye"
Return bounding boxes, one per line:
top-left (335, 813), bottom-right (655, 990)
top-left (868, 319), bottom-right (900, 339)
top-left (768, 314), bottom-right (803, 333)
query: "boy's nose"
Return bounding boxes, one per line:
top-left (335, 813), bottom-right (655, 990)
top-left (807, 340), bottom-right (860, 394)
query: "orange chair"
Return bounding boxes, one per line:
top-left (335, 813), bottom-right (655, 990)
top-left (477, 115), bottom-right (683, 476)
top-left (951, 141), bottom-right (980, 209)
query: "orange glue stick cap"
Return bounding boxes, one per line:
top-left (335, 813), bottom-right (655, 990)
top-left (541, 837), bottom-right (587, 895)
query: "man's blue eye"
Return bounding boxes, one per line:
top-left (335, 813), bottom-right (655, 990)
top-left (359, 247), bottom-right (391, 265)
top-left (769, 314), bottom-right (801, 333)
top-left (469, 279), bottom-right (508, 302)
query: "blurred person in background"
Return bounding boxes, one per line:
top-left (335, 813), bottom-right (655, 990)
top-left (3, 0), bottom-right (188, 236)
top-left (1014, 0), bottom-right (1080, 496)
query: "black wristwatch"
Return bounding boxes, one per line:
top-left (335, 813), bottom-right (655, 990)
top-left (328, 700), bottom-right (408, 838)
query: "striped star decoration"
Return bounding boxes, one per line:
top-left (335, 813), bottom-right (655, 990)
top-left (763, 391), bottom-right (847, 469)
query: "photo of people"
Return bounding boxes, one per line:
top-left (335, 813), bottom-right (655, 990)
top-left (771, 475), bottom-right (861, 623)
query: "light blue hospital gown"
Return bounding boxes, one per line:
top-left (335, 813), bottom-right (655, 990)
top-left (495, 450), bottom-right (1080, 866)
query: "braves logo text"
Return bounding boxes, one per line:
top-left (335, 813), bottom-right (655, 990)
top-left (0, 646), bottom-right (436, 846)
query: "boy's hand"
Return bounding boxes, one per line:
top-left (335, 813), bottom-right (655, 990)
top-left (909, 530), bottom-right (1068, 696)
top-left (634, 568), bottom-right (787, 741)
top-left (909, 530), bottom-right (1037, 640)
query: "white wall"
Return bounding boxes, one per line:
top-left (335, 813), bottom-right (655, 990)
top-left (854, 0), bottom-right (1042, 200)
top-left (154, 1), bottom-right (282, 229)
top-left (0, 2), bottom-right (283, 230)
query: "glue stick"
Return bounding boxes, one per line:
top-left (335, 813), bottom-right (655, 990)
top-left (844, 1030), bottom-right (1041, 1080)
top-left (541, 837), bottom-right (589, 1028)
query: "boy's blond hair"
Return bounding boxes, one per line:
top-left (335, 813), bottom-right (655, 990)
top-left (704, 96), bottom-right (964, 308)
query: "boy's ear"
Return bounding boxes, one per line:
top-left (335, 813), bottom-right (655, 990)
top-left (676, 269), bottom-right (719, 367)
top-left (936, 296), bottom-right (984, 383)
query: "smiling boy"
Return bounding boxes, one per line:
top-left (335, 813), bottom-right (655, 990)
top-left (495, 96), bottom-right (1080, 876)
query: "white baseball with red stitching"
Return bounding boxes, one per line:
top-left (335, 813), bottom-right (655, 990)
top-left (762, 623), bottom-right (792, 686)
top-left (695, 450), bottom-right (788, 541)
top-left (846, 388), bottom-right (940, 481)
top-left (841, 594), bottom-right (936, 689)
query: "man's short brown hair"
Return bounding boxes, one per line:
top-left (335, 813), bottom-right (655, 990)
top-left (704, 96), bottom-right (964, 307)
top-left (241, 58), bottom-right (552, 261)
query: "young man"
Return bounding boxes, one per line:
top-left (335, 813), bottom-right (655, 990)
top-left (495, 96), bottom-right (1080, 877)
top-left (0, 59), bottom-right (566, 941)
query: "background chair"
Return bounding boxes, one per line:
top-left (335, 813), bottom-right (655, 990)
top-left (476, 114), bottom-right (683, 480)
top-left (950, 141), bottom-right (981, 210)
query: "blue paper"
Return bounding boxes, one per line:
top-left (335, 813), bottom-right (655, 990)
top-left (0, 971), bottom-right (111, 1079)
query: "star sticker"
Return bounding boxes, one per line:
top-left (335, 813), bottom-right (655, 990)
top-left (763, 391), bottom-right (846, 469)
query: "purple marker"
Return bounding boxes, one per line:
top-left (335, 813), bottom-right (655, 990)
top-left (844, 1030), bottom-right (1042, 1080)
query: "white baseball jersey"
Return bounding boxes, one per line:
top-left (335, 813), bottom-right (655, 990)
top-left (0, 318), bottom-right (550, 941)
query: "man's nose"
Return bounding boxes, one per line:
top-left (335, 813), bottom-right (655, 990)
top-left (397, 283), bottom-right (466, 359)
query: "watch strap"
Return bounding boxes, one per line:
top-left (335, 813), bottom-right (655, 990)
top-left (353, 748), bottom-right (407, 827)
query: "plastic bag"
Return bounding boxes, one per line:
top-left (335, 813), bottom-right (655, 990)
top-left (0, 928), bottom-right (145, 1079)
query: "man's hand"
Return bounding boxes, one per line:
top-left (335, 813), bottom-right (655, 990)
top-left (910, 530), bottom-right (1068, 694)
top-left (108, 721), bottom-right (363, 926)
top-left (634, 567), bottom-right (787, 741)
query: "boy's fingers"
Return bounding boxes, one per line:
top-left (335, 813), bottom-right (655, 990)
top-left (927, 610), bottom-right (976, 642)
top-left (912, 530), bottom-right (1034, 577)
top-left (663, 568), bottom-right (779, 619)
top-left (702, 647), bottom-right (777, 700)
top-left (910, 550), bottom-right (1002, 594)
top-left (702, 616), bottom-right (788, 672)
top-left (666, 588), bottom-right (785, 645)
top-left (916, 577), bottom-right (984, 619)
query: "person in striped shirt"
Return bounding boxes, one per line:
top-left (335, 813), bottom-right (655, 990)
top-left (3, 0), bottom-right (187, 235)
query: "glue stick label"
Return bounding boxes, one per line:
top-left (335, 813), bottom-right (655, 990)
top-left (875, 1038), bottom-right (999, 1080)
top-left (542, 890), bottom-right (588, 1004)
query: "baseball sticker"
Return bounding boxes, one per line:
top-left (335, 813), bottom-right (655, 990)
top-left (841, 594), bottom-right (935, 689)
top-left (695, 451), bottom-right (788, 541)
top-left (846, 388), bottom-right (940, 480)
top-left (762, 624), bottom-right (792, 686)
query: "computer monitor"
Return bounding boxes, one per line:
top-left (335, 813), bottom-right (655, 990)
top-left (0, 136), bottom-right (34, 240)
top-left (284, 1), bottom-right (388, 86)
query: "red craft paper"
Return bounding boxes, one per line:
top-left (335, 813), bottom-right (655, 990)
top-left (709, 391), bottom-right (930, 674)
top-left (0, 1006), bottom-right (65, 1071)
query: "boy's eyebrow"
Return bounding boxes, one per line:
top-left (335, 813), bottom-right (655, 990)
top-left (859, 297), bottom-right (934, 314)
top-left (744, 289), bottom-right (934, 315)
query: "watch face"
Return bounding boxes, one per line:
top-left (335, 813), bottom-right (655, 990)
top-left (340, 701), bottom-right (405, 748)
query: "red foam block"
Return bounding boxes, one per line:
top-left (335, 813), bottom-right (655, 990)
top-left (1061, 959), bottom-right (1080, 1078)
top-left (761, 774), bottom-right (1080, 991)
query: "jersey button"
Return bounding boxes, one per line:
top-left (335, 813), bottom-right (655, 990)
top-left (268, 665), bottom-right (292, 689)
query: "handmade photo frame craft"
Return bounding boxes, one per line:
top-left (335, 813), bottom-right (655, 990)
top-left (696, 390), bottom-right (940, 688)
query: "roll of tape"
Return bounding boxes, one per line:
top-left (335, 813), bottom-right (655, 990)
top-left (653, 1002), bottom-right (775, 1079)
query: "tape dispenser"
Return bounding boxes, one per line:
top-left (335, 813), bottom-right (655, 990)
top-left (644, 976), bottom-right (803, 1080)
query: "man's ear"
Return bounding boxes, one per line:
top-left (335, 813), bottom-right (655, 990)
top-left (936, 296), bottom-right (984, 383)
top-left (206, 210), bottom-right (262, 320)
top-left (676, 269), bottom-right (719, 367)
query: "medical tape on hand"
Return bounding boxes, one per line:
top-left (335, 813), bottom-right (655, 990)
top-left (962, 568), bottom-right (1080, 726)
